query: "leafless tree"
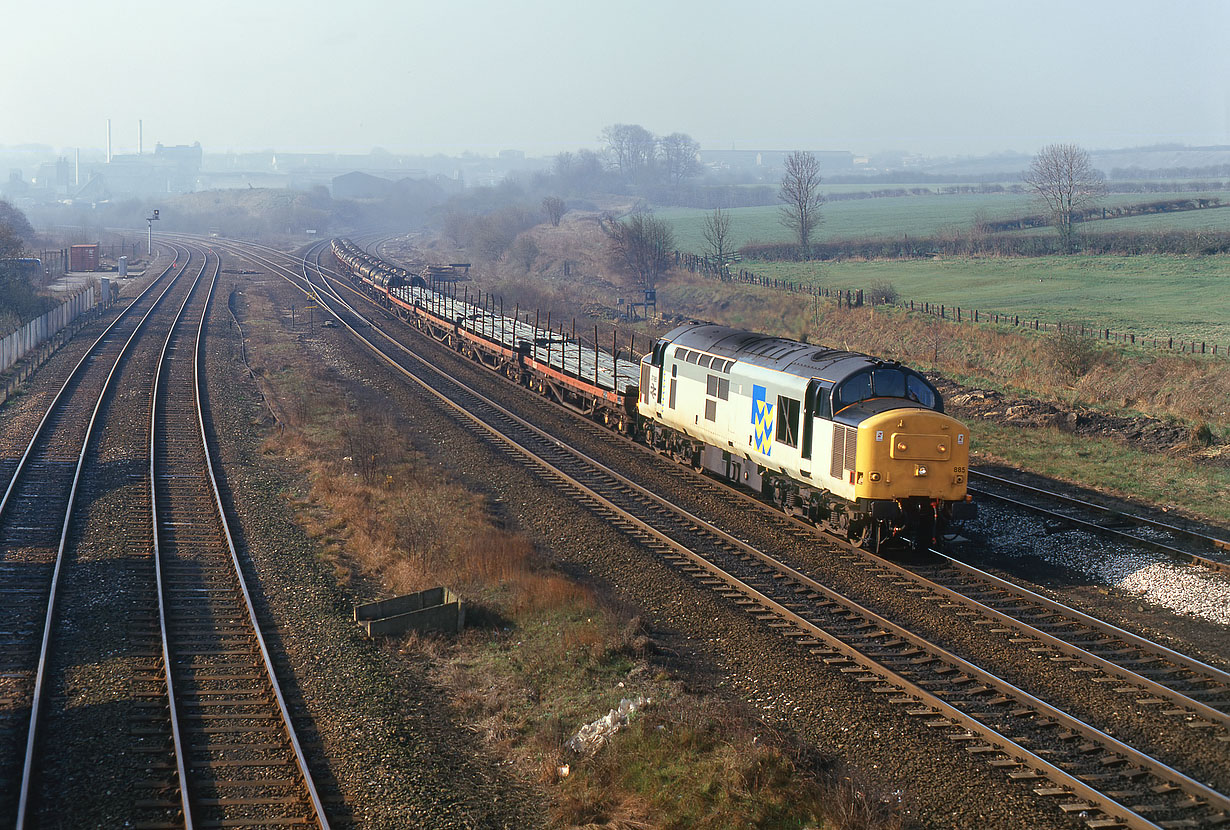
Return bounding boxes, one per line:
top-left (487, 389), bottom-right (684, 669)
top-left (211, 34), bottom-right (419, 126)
top-left (542, 196), bottom-right (565, 227)
top-left (778, 151), bottom-right (825, 253)
top-left (1023, 143), bottom-right (1105, 253)
top-left (0, 200), bottom-right (35, 245)
top-left (601, 211), bottom-right (675, 292)
top-left (601, 123), bottom-right (656, 179)
top-left (701, 206), bottom-right (735, 273)
top-left (509, 234), bottom-right (540, 271)
top-left (0, 222), bottom-right (23, 258)
top-left (658, 132), bottom-right (702, 188)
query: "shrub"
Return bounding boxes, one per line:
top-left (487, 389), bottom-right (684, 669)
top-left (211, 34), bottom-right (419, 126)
top-left (1046, 330), bottom-right (1103, 383)
top-left (867, 281), bottom-right (899, 305)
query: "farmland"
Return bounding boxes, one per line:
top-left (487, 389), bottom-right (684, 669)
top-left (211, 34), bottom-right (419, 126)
top-left (711, 255), bottom-right (1230, 344)
top-left (658, 193), bottom-right (1031, 248)
top-left (656, 189), bottom-right (1230, 345)
top-left (660, 190), bottom-right (1230, 251)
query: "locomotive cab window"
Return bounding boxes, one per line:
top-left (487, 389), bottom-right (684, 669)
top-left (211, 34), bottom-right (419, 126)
top-left (775, 396), bottom-right (800, 448)
top-left (906, 374), bottom-right (938, 409)
top-left (835, 372), bottom-right (872, 411)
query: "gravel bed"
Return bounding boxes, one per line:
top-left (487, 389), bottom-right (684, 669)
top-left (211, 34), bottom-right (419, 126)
top-left (0, 260), bottom-right (204, 825)
top-left (969, 503), bottom-right (1230, 626)
top-left (0, 254), bottom-right (170, 461)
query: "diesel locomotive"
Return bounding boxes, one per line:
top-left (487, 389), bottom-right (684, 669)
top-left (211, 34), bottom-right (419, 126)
top-left (638, 323), bottom-right (975, 550)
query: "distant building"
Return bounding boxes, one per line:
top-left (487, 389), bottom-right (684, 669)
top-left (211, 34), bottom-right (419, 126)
top-left (701, 149), bottom-right (856, 174)
top-left (332, 171), bottom-right (395, 200)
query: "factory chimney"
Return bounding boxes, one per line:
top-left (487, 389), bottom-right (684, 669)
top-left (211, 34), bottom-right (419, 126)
top-left (107, 118), bottom-right (112, 163)
top-left (75, 149), bottom-right (80, 185)
top-left (139, 119), bottom-right (143, 155)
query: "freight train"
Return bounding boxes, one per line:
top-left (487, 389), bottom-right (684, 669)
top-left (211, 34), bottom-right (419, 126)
top-left (330, 238), bottom-right (975, 550)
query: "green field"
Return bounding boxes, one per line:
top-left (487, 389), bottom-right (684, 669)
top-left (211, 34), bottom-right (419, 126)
top-left (659, 193), bottom-right (1028, 250)
top-left (725, 255), bottom-right (1230, 344)
top-left (1089, 204), bottom-right (1230, 232)
top-left (661, 190), bottom-right (1230, 249)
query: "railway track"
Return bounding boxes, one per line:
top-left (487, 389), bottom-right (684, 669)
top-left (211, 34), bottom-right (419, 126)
top-left (0, 247), bottom-right (189, 825)
top-left (149, 244), bottom-right (328, 828)
top-left (967, 470), bottom-right (1230, 574)
top-left (0, 242), bottom-right (328, 827)
top-left (200, 236), bottom-right (1229, 829)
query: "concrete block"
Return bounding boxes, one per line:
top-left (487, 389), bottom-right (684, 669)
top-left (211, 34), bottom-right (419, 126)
top-left (354, 586), bottom-right (465, 637)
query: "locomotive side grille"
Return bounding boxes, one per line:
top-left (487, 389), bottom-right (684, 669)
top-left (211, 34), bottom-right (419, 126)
top-left (830, 425), bottom-right (858, 480)
top-left (831, 426), bottom-right (845, 479)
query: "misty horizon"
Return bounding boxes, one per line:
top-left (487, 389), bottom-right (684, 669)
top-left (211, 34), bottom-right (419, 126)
top-left (5, 0), bottom-right (1227, 163)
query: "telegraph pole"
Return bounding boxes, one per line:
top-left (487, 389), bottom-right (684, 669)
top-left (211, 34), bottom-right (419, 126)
top-left (146, 209), bottom-right (160, 255)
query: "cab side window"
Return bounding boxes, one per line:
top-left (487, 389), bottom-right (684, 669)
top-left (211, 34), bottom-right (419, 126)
top-left (775, 396), bottom-right (800, 448)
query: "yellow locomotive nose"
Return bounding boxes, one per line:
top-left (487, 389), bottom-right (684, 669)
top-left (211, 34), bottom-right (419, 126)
top-left (854, 409), bottom-right (971, 502)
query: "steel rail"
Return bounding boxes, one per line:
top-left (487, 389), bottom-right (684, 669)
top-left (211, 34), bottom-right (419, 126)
top-left (0, 252), bottom-right (179, 518)
top-left (14, 245), bottom-right (197, 829)
top-left (969, 477), bottom-right (1230, 575)
top-left (310, 246), bottom-right (1230, 737)
top-left (970, 469), bottom-right (1230, 552)
top-left (299, 237), bottom-right (1230, 719)
top-left (228, 238), bottom-right (1228, 829)
top-left (190, 245), bottom-right (331, 829)
top-left (150, 240), bottom-right (330, 828)
top-left (149, 248), bottom-right (216, 828)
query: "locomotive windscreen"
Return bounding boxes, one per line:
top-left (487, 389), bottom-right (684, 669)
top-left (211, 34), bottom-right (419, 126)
top-left (835, 369), bottom-right (939, 412)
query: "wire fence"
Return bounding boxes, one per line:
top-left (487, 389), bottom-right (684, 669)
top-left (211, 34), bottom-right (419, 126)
top-left (672, 251), bottom-right (1227, 357)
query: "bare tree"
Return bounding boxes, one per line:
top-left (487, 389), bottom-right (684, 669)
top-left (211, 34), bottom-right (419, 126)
top-left (778, 151), bottom-right (825, 253)
top-left (0, 200), bottom-right (35, 245)
top-left (601, 212), bottom-right (675, 292)
top-left (1023, 143), bottom-right (1105, 253)
top-left (601, 124), bottom-right (656, 179)
top-left (658, 132), bottom-right (702, 189)
top-left (509, 234), bottom-right (540, 271)
top-left (0, 221), bottom-right (23, 259)
top-left (542, 196), bottom-right (565, 227)
top-left (701, 206), bottom-right (735, 274)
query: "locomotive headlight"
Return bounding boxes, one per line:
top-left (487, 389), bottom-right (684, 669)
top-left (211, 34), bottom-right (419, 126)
top-left (914, 464), bottom-right (928, 477)
top-left (896, 441), bottom-right (908, 452)
top-left (869, 472), bottom-right (881, 482)
top-left (937, 443), bottom-right (947, 454)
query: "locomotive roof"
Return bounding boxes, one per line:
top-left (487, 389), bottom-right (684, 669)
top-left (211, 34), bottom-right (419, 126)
top-left (663, 323), bottom-right (894, 383)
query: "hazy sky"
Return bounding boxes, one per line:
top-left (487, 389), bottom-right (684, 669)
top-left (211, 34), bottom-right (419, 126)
top-left (6, 0), bottom-right (1228, 158)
